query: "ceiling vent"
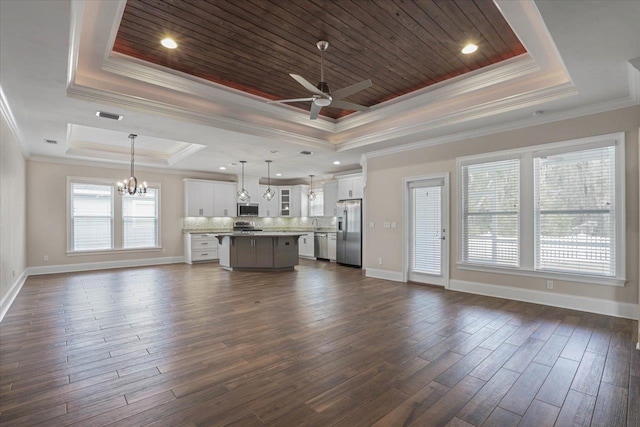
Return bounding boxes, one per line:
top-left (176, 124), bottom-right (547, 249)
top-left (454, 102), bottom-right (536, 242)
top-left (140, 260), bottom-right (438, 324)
top-left (299, 150), bottom-right (314, 155)
top-left (44, 139), bottom-right (57, 145)
top-left (96, 111), bottom-right (123, 120)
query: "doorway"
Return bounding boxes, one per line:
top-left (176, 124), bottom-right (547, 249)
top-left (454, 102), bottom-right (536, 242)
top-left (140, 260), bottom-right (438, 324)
top-left (404, 174), bottom-right (449, 287)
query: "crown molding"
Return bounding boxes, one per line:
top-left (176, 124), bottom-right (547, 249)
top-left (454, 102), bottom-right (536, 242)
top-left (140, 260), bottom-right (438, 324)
top-left (0, 86), bottom-right (29, 157)
top-left (362, 97), bottom-right (639, 161)
top-left (340, 81), bottom-right (578, 152)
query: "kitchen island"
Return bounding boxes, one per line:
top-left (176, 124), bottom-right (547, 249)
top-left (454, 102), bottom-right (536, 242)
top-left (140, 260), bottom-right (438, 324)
top-left (215, 232), bottom-right (306, 271)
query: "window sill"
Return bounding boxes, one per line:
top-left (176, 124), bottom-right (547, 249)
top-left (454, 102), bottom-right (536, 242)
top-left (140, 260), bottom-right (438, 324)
top-left (456, 262), bottom-right (626, 287)
top-left (67, 247), bottom-right (162, 257)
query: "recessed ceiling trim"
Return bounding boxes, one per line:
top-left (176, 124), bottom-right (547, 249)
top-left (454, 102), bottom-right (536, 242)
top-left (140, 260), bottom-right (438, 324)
top-left (0, 86), bottom-right (29, 156)
top-left (166, 143), bottom-right (206, 165)
top-left (337, 81), bottom-right (579, 152)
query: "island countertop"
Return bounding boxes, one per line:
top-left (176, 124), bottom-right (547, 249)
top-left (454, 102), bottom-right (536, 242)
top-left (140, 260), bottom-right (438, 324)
top-left (214, 232), bottom-right (308, 238)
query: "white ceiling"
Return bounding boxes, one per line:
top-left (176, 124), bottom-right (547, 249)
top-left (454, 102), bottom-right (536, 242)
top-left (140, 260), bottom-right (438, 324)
top-left (1, 0), bottom-right (638, 181)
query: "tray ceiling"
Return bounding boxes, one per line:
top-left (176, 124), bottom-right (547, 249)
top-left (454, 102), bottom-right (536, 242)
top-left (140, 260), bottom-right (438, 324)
top-left (113, 0), bottom-right (526, 119)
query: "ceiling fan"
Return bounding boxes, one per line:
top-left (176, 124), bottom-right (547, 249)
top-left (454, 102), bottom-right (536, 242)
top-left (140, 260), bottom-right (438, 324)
top-left (268, 41), bottom-right (372, 120)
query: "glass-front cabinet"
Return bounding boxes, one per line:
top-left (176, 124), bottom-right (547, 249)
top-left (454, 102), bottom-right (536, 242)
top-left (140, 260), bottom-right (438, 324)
top-left (279, 187), bottom-right (291, 216)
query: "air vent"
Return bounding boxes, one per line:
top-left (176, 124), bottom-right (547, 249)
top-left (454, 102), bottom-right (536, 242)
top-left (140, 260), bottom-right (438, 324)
top-left (299, 150), bottom-right (314, 155)
top-left (96, 111), bottom-right (123, 121)
top-left (44, 139), bottom-right (57, 145)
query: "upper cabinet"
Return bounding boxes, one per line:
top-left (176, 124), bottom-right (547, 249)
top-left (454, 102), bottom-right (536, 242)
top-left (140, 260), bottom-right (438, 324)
top-left (258, 185), bottom-right (279, 217)
top-left (337, 174), bottom-right (364, 200)
top-left (323, 181), bottom-right (339, 217)
top-left (279, 185), bottom-right (309, 217)
top-left (279, 186), bottom-right (291, 216)
top-left (184, 179), bottom-right (237, 217)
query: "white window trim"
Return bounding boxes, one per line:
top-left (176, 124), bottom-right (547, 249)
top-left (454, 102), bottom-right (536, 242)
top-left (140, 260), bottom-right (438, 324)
top-left (67, 177), bottom-right (162, 254)
top-left (456, 132), bottom-right (626, 287)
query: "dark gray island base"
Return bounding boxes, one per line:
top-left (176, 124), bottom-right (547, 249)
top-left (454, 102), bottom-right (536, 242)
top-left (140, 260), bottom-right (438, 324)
top-left (216, 233), bottom-right (306, 271)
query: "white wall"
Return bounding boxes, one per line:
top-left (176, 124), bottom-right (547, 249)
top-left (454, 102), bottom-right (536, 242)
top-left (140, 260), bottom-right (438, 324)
top-left (365, 106), bottom-right (640, 316)
top-left (0, 115), bottom-right (27, 316)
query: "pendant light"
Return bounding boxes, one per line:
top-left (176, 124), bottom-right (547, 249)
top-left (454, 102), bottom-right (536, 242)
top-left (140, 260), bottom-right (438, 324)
top-left (116, 134), bottom-right (147, 196)
top-left (237, 160), bottom-right (249, 201)
top-left (308, 175), bottom-right (316, 201)
top-left (263, 160), bottom-right (275, 200)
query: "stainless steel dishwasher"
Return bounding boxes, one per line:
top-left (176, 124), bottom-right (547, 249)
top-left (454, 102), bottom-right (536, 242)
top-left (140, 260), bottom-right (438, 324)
top-left (314, 233), bottom-right (329, 260)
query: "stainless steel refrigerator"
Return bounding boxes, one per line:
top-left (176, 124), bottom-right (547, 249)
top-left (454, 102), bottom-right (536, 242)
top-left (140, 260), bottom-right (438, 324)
top-left (336, 199), bottom-right (362, 267)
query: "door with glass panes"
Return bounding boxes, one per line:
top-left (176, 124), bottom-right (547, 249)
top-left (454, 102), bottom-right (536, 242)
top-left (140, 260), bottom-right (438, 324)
top-left (408, 177), bottom-right (448, 286)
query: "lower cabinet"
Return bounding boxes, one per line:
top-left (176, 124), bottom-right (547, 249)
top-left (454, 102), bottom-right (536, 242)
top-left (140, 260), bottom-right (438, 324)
top-left (298, 232), bottom-right (314, 258)
top-left (234, 237), bottom-right (273, 268)
top-left (328, 232), bottom-right (337, 261)
top-left (185, 233), bottom-right (218, 264)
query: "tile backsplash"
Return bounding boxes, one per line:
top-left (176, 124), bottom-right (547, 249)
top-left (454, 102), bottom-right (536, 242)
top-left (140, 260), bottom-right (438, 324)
top-left (183, 216), bottom-right (336, 231)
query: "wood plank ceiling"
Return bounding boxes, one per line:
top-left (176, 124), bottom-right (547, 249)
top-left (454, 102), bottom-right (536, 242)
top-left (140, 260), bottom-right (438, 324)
top-left (113, 0), bottom-right (526, 119)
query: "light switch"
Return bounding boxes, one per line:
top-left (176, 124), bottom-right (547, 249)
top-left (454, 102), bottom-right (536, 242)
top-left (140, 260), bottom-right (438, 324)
top-left (369, 221), bottom-right (375, 228)
top-left (383, 222), bottom-right (390, 228)
top-left (391, 222), bottom-right (397, 229)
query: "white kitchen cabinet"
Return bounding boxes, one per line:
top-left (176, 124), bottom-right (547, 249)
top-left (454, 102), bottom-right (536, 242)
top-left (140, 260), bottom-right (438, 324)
top-left (184, 233), bottom-right (219, 264)
top-left (279, 186), bottom-right (291, 216)
top-left (291, 185), bottom-right (309, 217)
top-left (298, 232), bottom-right (314, 258)
top-left (185, 179), bottom-right (237, 217)
top-left (328, 232), bottom-right (337, 261)
top-left (338, 175), bottom-right (363, 200)
top-left (323, 181), bottom-right (338, 217)
top-left (185, 180), bottom-right (215, 217)
top-left (258, 185), bottom-right (279, 217)
top-left (213, 182), bottom-right (237, 217)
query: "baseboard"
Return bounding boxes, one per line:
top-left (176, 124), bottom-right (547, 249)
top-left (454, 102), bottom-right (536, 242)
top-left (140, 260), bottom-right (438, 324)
top-left (366, 268), bottom-right (405, 282)
top-left (0, 270), bottom-right (27, 322)
top-left (26, 256), bottom-right (185, 276)
top-left (449, 279), bottom-right (639, 320)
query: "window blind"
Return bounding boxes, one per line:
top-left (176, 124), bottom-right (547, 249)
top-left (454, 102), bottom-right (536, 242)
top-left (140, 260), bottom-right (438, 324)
top-left (412, 185), bottom-right (442, 275)
top-left (71, 183), bottom-right (113, 251)
top-left (462, 159), bottom-right (520, 267)
top-left (123, 188), bottom-right (158, 248)
top-left (534, 146), bottom-right (615, 276)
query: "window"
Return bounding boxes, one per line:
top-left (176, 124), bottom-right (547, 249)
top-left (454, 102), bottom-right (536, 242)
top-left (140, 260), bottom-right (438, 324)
top-left (461, 159), bottom-right (520, 267)
top-left (534, 146), bottom-right (616, 276)
top-left (123, 189), bottom-right (158, 248)
top-left (70, 183), bottom-right (113, 251)
top-left (68, 178), bottom-right (160, 253)
top-left (458, 133), bottom-right (625, 285)
top-left (309, 190), bottom-right (324, 217)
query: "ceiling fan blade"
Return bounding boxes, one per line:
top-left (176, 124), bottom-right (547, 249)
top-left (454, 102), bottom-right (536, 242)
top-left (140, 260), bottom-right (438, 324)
top-left (331, 79), bottom-right (372, 100)
top-left (309, 102), bottom-right (322, 120)
top-left (330, 99), bottom-right (369, 112)
top-left (267, 97), bottom-right (315, 104)
top-left (290, 74), bottom-right (325, 96)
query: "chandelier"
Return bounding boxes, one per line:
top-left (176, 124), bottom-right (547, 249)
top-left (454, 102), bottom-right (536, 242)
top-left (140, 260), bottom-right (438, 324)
top-left (263, 160), bottom-right (275, 200)
top-left (237, 160), bottom-right (249, 201)
top-left (117, 134), bottom-right (147, 196)
top-left (308, 175), bottom-right (316, 201)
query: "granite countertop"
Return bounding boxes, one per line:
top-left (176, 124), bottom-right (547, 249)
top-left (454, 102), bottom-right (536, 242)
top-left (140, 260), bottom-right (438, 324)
top-left (184, 228), bottom-right (336, 234)
top-left (215, 232), bottom-right (308, 237)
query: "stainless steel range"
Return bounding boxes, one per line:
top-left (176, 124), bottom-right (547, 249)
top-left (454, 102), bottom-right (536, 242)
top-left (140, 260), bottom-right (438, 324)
top-left (233, 221), bottom-right (262, 233)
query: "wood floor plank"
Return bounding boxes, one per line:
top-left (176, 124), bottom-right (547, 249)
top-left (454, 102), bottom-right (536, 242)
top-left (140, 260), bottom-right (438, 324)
top-left (0, 261), bottom-right (636, 426)
top-left (498, 362), bottom-right (551, 415)
top-left (554, 390), bottom-right (596, 427)
top-left (591, 381), bottom-right (628, 427)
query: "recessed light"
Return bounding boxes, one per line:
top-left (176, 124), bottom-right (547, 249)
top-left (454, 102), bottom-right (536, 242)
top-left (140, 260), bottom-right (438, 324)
top-left (161, 37), bottom-right (178, 49)
top-left (276, 173), bottom-right (282, 177)
top-left (299, 151), bottom-right (314, 155)
top-left (461, 44), bottom-right (478, 54)
top-left (333, 161), bottom-right (341, 165)
top-left (219, 166), bottom-right (226, 170)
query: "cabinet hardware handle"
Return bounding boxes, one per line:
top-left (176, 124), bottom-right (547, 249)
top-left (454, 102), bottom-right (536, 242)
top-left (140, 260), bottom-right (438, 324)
top-left (202, 242), bottom-right (208, 245)
top-left (202, 253), bottom-right (208, 256)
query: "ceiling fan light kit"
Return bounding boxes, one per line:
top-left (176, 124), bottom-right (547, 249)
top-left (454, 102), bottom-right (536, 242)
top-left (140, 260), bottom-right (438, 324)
top-left (268, 40), bottom-right (372, 120)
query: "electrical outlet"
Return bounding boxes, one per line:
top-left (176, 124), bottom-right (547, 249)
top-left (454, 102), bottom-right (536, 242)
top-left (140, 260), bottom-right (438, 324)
top-left (378, 257), bottom-right (383, 265)
top-left (546, 280), bottom-right (553, 290)
top-left (369, 221), bottom-right (375, 228)
top-left (391, 221), bottom-right (397, 229)
top-left (43, 255), bottom-right (48, 261)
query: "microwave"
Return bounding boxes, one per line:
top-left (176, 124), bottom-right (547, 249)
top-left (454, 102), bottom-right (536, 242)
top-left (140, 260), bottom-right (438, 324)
top-left (237, 203), bottom-right (259, 217)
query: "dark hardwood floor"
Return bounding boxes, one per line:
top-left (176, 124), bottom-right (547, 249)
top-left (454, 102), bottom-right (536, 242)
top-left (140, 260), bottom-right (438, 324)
top-left (0, 260), bottom-right (638, 426)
